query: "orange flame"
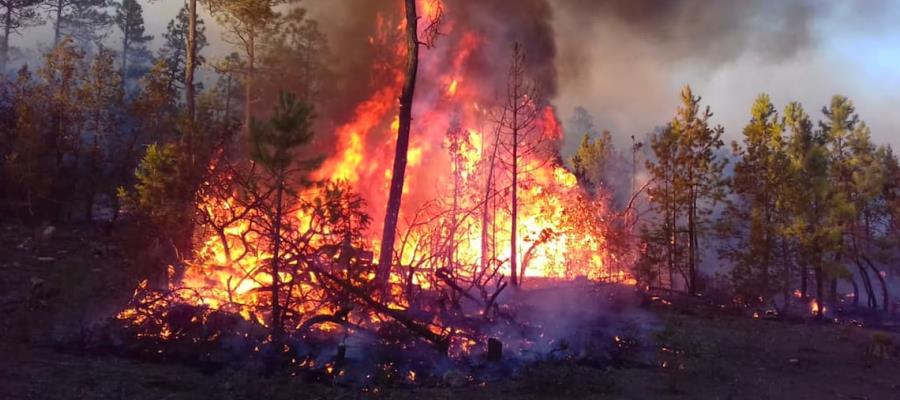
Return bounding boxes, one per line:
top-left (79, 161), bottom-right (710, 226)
top-left (155, 0), bottom-right (624, 337)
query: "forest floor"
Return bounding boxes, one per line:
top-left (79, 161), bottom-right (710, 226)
top-left (1, 223), bottom-right (899, 400)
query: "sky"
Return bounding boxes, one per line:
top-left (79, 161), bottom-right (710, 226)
top-left (10, 0), bottom-right (900, 154)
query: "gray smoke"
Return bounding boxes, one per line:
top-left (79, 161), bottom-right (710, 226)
top-left (302, 0), bottom-right (900, 154)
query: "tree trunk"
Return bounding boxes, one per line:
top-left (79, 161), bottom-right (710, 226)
top-left (480, 122), bottom-right (502, 276)
top-left (829, 277), bottom-right (838, 309)
top-left (688, 187), bottom-right (697, 294)
top-left (376, 0), bottom-right (419, 286)
top-left (800, 262), bottom-right (808, 300)
top-left (814, 263), bottom-right (824, 319)
top-left (121, 35), bottom-right (129, 80)
top-left (271, 178), bottom-right (284, 338)
top-left (244, 31), bottom-right (255, 136)
top-left (510, 76), bottom-right (519, 288)
top-left (1, 6), bottom-right (11, 71)
top-left (856, 258), bottom-right (876, 309)
top-left (224, 74), bottom-right (232, 123)
top-left (185, 0), bottom-right (197, 122)
top-left (861, 255), bottom-right (889, 312)
top-left (53, 0), bottom-right (62, 45)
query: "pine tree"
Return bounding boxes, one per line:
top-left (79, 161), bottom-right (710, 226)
top-left (570, 129), bottom-right (614, 197)
top-left (643, 125), bottom-right (681, 289)
top-left (257, 8), bottom-right (331, 111)
top-left (718, 94), bottom-right (791, 306)
top-left (5, 66), bottom-right (53, 218)
top-left (496, 42), bottom-right (551, 287)
top-left (248, 91), bottom-right (320, 337)
top-left (376, 0), bottom-right (428, 287)
top-left (131, 59), bottom-right (177, 143)
top-left (44, 0), bottom-right (111, 46)
top-left (38, 39), bottom-right (83, 166)
top-left (782, 101), bottom-right (840, 318)
top-left (159, 5), bottom-right (207, 94)
top-left (79, 47), bottom-right (122, 220)
top-left (0, 0), bottom-right (43, 71)
top-left (114, 0), bottom-right (152, 80)
top-left (206, 0), bottom-right (282, 134)
top-left (645, 86), bottom-right (726, 294)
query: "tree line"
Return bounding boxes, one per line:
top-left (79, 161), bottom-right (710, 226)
top-left (573, 87), bottom-right (899, 316)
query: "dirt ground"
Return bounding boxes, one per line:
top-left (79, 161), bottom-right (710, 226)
top-left (1, 224), bottom-right (899, 400)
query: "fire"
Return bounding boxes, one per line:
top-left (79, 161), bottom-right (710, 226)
top-left (810, 299), bottom-right (825, 315)
top-left (120, 0), bottom-right (625, 352)
top-left (447, 79), bottom-right (459, 96)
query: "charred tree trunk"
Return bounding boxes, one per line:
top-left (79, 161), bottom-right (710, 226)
top-left (856, 258), bottom-right (876, 309)
top-left (829, 277), bottom-right (838, 309)
top-left (121, 32), bottom-right (129, 80)
top-left (687, 185), bottom-right (697, 295)
top-left (814, 263), bottom-right (824, 319)
top-left (1, 5), bottom-right (11, 71)
top-left (480, 129), bottom-right (500, 275)
top-left (510, 83), bottom-right (519, 288)
top-left (243, 30), bottom-right (255, 136)
top-left (53, 0), bottom-right (62, 46)
top-left (861, 255), bottom-right (889, 312)
top-left (377, 0), bottom-right (420, 286)
top-left (185, 0), bottom-right (197, 122)
top-left (271, 178), bottom-right (284, 338)
top-left (800, 262), bottom-right (808, 300)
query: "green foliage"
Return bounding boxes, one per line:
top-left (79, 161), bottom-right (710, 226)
top-left (49, 0), bottom-right (113, 45)
top-left (257, 8), bottom-right (332, 110)
top-left (131, 59), bottom-right (178, 143)
top-left (570, 130), bottom-right (614, 196)
top-left (719, 94), bottom-right (792, 303)
top-left (160, 5), bottom-right (208, 90)
top-left (248, 91), bottom-right (319, 176)
top-left (114, 0), bottom-right (154, 79)
top-left (4, 66), bottom-right (53, 216)
top-left (642, 86), bottom-right (727, 293)
top-left (122, 143), bottom-right (189, 229)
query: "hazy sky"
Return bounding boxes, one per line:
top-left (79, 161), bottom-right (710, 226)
top-left (11, 1), bottom-right (900, 153)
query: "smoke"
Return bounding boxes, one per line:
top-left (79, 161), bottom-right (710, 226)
top-left (305, 0), bottom-right (559, 113)
top-left (302, 0), bottom-right (838, 154)
top-left (553, 0), bottom-right (820, 68)
top-left (549, 0), bottom-right (900, 153)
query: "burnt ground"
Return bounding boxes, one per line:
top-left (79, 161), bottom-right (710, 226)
top-left (1, 223), bottom-right (899, 400)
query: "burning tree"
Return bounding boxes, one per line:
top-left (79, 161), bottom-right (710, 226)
top-left (377, 0), bottom-right (442, 287)
top-left (246, 92), bottom-right (321, 337)
top-left (496, 42), bottom-right (552, 288)
top-left (114, 0), bottom-right (624, 375)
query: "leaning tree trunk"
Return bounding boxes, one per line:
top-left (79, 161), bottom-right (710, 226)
top-left (861, 255), bottom-right (889, 312)
top-left (376, 0), bottom-right (420, 286)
